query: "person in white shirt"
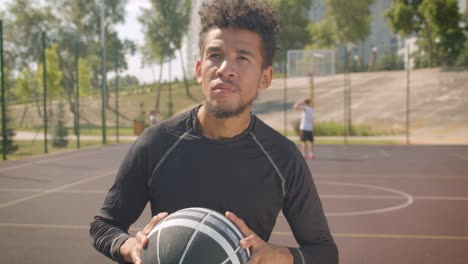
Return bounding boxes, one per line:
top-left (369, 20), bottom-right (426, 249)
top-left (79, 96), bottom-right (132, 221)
top-left (148, 110), bottom-right (157, 126)
top-left (293, 98), bottom-right (315, 160)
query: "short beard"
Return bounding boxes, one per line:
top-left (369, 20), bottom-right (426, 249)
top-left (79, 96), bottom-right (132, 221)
top-left (205, 95), bottom-right (257, 119)
top-left (205, 101), bottom-right (251, 118)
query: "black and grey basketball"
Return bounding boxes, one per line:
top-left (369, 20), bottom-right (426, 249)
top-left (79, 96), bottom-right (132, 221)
top-left (141, 207), bottom-right (250, 264)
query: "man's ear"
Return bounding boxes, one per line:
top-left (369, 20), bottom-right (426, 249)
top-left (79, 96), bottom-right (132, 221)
top-left (195, 59), bottom-right (202, 84)
top-left (259, 66), bottom-right (273, 91)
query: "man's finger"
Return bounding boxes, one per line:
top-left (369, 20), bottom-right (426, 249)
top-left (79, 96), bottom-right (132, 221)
top-left (225, 211), bottom-right (254, 237)
top-left (135, 231), bottom-right (147, 245)
top-left (143, 212), bottom-right (168, 234)
top-left (246, 252), bottom-right (261, 264)
top-left (240, 234), bottom-right (261, 249)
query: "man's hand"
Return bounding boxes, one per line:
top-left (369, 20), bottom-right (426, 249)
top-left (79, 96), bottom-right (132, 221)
top-left (226, 211), bottom-right (293, 264)
top-left (120, 212), bottom-right (168, 264)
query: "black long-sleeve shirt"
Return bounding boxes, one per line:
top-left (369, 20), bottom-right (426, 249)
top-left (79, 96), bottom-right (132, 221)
top-left (90, 106), bottom-right (338, 263)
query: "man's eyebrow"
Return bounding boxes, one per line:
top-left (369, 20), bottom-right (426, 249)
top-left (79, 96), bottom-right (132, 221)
top-left (238, 49), bottom-right (255, 57)
top-left (206, 46), bottom-right (222, 53)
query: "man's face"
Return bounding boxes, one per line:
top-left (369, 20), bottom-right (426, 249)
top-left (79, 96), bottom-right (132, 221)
top-left (196, 27), bottom-right (273, 118)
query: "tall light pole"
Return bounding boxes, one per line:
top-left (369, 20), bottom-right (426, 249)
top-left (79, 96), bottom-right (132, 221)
top-left (100, 0), bottom-right (107, 144)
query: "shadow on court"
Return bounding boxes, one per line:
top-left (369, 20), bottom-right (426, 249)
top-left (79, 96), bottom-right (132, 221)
top-left (0, 144), bottom-right (467, 264)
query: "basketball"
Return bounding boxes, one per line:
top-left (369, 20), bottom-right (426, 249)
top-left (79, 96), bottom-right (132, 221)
top-left (141, 207), bottom-right (250, 264)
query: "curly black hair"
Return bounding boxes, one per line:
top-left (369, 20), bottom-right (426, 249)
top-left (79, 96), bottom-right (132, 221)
top-left (198, 0), bottom-right (280, 68)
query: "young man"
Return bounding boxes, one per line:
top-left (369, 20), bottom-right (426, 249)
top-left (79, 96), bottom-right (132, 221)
top-left (90, 1), bottom-right (338, 263)
top-left (293, 98), bottom-right (315, 160)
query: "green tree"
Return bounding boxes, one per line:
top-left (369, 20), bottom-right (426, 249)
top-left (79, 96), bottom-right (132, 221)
top-left (385, 0), bottom-right (466, 66)
top-left (49, 0), bottom-right (133, 112)
top-left (306, 19), bottom-right (337, 49)
top-left (108, 74), bottom-right (140, 90)
top-left (139, 0), bottom-right (192, 108)
top-left (273, 0), bottom-right (312, 68)
top-left (325, 0), bottom-right (375, 45)
top-left (375, 53), bottom-right (405, 71)
top-left (2, 0), bottom-right (56, 69)
top-left (0, 67), bottom-right (18, 155)
top-left (52, 101), bottom-right (68, 147)
top-left (14, 66), bottom-right (42, 126)
top-left (5, 0), bottom-right (133, 117)
top-left (306, 0), bottom-right (374, 70)
top-left (37, 43), bottom-right (63, 101)
top-left (77, 57), bottom-right (94, 96)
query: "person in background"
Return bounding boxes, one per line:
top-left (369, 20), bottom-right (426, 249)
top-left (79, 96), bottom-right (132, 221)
top-left (294, 98), bottom-right (315, 160)
top-left (148, 110), bottom-right (157, 126)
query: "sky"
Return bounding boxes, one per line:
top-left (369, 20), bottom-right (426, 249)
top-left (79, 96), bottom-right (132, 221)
top-left (0, 0), bottom-right (186, 84)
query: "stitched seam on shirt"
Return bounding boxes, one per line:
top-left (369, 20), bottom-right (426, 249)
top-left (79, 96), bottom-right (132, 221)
top-left (110, 233), bottom-right (127, 261)
top-left (153, 129), bottom-right (193, 175)
top-left (296, 248), bottom-right (306, 264)
top-left (249, 132), bottom-right (286, 197)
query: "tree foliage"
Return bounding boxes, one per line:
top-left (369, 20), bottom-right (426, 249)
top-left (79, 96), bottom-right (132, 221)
top-left (37, 44), bottom-right (63, 100)
top-left (306, 18), bottom-right (337, 49)
top-left (4, 0), bottom-right (133, 114)
top-left (14, 67), bottom-right (37, 102)
top-left (306, 0), bottom-right (375, 63)
top-left (272, 0), bottom-right (312, 67)
top-left (77, 57), bottom-right (94, 96)
top-left (52, 101), bottom-right (68, 147)
top-left (324, 0), bottom-right (375, 44)
top-left (139, 0), bottom-right (192, 109)
top-left (385, 0), bottom-right (466, 66)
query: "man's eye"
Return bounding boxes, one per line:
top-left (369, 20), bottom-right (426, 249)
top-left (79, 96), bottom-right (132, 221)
top-left (209, 53), bottom-right (221, 59)
top-left (239, 56), bottom-right (249, 62)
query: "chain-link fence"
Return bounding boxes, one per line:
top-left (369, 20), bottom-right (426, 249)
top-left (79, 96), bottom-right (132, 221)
top-left (1, 16), bottom-right (467, 161)
top-left (253, 44), bottom-right (468, 145)
top-left (0, 16), bottom-right (207, 160)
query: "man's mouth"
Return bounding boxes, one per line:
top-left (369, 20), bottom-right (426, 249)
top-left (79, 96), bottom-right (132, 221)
top-left (213, 83), bottom-right (236, 95)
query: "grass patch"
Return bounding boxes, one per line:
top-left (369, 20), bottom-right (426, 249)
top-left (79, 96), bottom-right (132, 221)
top-left (291, 120), bottom-right (401, 137)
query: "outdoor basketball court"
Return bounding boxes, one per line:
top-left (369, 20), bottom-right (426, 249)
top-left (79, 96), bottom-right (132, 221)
top-left (0, 143), bottom-right (467, 263)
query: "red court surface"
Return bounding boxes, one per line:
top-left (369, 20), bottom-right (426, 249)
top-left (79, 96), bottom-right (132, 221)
top-left (0, 144), bottom-right (467, 263)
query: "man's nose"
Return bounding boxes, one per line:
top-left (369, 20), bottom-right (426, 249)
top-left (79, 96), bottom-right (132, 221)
top-left (216, 59), bottom-right (236, 78)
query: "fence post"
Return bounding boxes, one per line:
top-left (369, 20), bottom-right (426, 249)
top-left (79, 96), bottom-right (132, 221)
top-left (343, 45), bottom-right (348, 144)
top-left (42, 31), bottom-right (48, 153)
top-left (284, 50), bottom-right (288, 137)
top-left (115, 50), bottom-right (119, 143)
top-left (406, 43), bottom-right (410, 145)
top-left (100, 0), bottom-right (107, 144)
top-left (75, 41), bottom-right (80, 149)
top-left (1, 20), bottom-right (7, 160)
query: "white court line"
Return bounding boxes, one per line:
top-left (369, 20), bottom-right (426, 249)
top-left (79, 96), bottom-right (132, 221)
top-left (413, 195), bottom-right (468, 201)
top-left (320, 195), bottom-right (468, 201)
top-left (318, 181), bottom-right (414, 216)
top-left (378, 148), bottom-right (390, 157)
top-left (453, 154), bottom-right (468, 161)
top-left (315, 175), bottom-right (468, 180)
top-left (272, 231), bottom-right (468, 241)
top-left (0, 146), bottom-right (117, 173)
top-left (0, 170), bottom-right (116, 209)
